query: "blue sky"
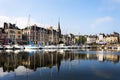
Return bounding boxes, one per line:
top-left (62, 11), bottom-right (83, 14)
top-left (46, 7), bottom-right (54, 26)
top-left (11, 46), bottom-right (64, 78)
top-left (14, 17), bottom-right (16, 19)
top-left (0, 0), bottom-right (120, 35)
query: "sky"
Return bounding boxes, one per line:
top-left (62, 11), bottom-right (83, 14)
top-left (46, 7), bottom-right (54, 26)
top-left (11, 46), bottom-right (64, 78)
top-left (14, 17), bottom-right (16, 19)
top-left (0, 0), bottom-right (120, 35)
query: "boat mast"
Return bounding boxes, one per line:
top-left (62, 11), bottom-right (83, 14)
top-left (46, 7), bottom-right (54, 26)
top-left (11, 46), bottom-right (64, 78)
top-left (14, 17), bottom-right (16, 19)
top-left (27, 15), bottom-right (31, 42)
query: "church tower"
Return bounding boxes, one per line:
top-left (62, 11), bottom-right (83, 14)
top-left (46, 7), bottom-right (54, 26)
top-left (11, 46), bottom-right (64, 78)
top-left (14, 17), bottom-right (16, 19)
top-left (57, 19), bottom-right (61, 37)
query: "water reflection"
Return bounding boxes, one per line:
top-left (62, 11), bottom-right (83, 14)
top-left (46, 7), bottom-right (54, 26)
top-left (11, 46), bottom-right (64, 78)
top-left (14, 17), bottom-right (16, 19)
top-left (0, 49), bottom-right (119, 72)
top-left (0, 49), bottom-right (120, 80)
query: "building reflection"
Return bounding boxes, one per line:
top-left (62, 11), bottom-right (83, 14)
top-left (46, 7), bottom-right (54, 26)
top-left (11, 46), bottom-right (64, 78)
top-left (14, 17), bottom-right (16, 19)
top-left (0, 50), bottom-right (119, 72)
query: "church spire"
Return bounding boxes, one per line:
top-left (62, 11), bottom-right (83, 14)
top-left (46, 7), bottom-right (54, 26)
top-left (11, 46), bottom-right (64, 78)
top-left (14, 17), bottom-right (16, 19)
top-left (57, 18), bottom-right (61, 37)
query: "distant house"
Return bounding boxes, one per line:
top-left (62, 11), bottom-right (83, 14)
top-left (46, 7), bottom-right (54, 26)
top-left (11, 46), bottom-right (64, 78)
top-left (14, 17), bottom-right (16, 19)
top-left (61, 34), bottom-right (70, 45)
top-left (4, 22), bottom-right (22, 43)
top-left (68, 33), bottom-right (75, 45)
top-left (105, 32), bottom-right (119, 44)
top-left (0, 28), bottom-right (7, 44)
top-left (86, 35), bottom-right (97, 44)
top-left (61, 33), bottom-right (76, 45)
top-left (96, 33), bottom-right (106, 44)
top-left (0, 28), bottom-right (7, 39)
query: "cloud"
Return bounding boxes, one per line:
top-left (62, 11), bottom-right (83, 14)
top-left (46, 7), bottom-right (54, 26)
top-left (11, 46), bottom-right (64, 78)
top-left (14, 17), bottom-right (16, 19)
top-left (0, 16), bottom-right (44, 29)
top-left (91, 16), bottom-right (113, 28)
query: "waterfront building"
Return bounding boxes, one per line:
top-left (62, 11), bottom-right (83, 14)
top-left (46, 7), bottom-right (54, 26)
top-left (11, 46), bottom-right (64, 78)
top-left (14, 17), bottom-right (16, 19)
top-left (68, 33), bottom-right (76, 45)
top-left (22, 23), bottom-right (61, 45)
top-left (3, 22), bottom-right (22, 43)
top-left (61, 34), bottom-right (70, 45)
top-left (96, 33), bottom-right (106, 44)
top-left (61, 33), bottom-right (75, 45)
top-left (23, 24), bottom-right (39, 44)
top-left (47, 26), bottom-right (59, 45)
top-left (23, 24), bottom-right (48, 45)
top-left (0, 28), bottom-right (7, 44)
top-left (105, 32), bottom-right (119, 44)
top-left (1, 21), bottom-right (62, 45)
top-left (86, 35), bottom-right (97, 44)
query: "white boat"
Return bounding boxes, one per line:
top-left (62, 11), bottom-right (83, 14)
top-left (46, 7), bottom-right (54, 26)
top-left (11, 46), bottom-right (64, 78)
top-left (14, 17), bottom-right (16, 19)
top-left (4, 44), bottom-right (24, 50)
top-left (24, 41), bottom-right (41, 49)
top-left (13, 44), bottom-right (25, 50)
top-left (24, 49), bottom-right (37, 52)
top-left (67, 45), bottom-right (80, 49)
top-left (4, 45), bottom-right (14, 50)
top-left (24, 45), bottom-right (39, 49)
top-left (44, 45), bottom-right (58, 49)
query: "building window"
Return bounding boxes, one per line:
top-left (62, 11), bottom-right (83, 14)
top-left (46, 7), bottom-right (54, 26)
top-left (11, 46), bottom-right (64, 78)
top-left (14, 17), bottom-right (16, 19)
top-left (18, 36), bottom-right (21, 39)
top-left (10, 30), bottom-right (15, 34)
top-left (18, 31), bottom-right (21, 34)
top-left (10, 35), bottom-right (15, 40)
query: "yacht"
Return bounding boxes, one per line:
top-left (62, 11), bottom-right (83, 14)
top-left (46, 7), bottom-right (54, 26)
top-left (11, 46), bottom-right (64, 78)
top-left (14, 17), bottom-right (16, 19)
top-left (4, 44), bottom-right (14, 50)
top-left (13, 44), bottom-right (25, 50)
top-left (44, 45), bottom-right (58, 49)
top-left (24, 45), bottom-right (39, 49)
top-left (24, 41), bottom-right (40, 49)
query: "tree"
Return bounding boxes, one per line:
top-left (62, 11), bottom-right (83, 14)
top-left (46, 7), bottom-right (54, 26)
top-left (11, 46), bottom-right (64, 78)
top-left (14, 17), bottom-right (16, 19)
top-left (76, 36), bottom-right (86, 45)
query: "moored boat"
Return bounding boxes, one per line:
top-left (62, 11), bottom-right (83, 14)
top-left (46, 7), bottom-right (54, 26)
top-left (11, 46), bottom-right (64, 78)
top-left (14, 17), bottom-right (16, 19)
top-left (13, 44), bottom-right (25, 50)
top-left (44, 45), bottom-right (58, 49)
top-left (24, 45), bottom-right (39, 49)
top-left (24, 41), bottom-right (40, 49)
top-left (4, 45), bottom-right (14, 50)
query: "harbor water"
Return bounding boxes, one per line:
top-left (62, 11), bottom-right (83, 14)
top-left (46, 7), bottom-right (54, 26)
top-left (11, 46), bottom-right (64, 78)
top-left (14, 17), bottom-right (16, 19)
top-left (0, 49), bottom-right (120, 80)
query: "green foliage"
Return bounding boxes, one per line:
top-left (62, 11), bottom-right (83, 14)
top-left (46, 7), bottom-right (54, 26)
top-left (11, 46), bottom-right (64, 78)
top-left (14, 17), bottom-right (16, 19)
top-left (76, 36), bottom-right (86, 44)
